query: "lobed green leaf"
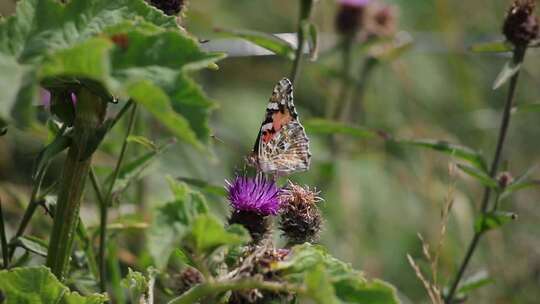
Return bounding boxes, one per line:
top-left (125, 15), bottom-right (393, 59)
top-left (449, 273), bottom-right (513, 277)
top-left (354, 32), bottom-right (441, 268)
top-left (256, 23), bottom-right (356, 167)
top-left (0, 266), bottom-right (107, 303)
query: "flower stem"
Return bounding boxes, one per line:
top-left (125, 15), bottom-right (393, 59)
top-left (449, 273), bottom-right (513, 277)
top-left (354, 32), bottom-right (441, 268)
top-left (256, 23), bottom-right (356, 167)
top-left (290, 0), bottom-right (314, 84)
top-left (168, 279), bottom-right (303, 304)
top-left (0, 198), bottom-right (8, 269)
top-left (46, 87), bottom-right (107, 281)
top-left (445, 45), bottom-right (526, 304)
top-left (7, 165), bottom-right (47, 262)
top-left (98, 103), bottom-right (138, 292)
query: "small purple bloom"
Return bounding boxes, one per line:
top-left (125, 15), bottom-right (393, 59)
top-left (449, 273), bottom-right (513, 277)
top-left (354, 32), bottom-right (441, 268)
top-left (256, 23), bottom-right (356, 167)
top-left (40, 89), bottom-right (51, 109)
top-left (226, 174), bottom-right (281, 216)
top-left (339, 0), bottom-right (371, 7)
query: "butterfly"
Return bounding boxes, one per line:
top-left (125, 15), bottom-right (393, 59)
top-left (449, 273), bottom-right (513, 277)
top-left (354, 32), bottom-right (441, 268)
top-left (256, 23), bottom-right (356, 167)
top-left (249, 78), bottom-right (311, 176)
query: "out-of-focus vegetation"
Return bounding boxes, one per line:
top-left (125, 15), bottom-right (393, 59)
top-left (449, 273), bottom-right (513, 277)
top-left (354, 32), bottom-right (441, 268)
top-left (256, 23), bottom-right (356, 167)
top-left (0, 0), bottom-right (539, 303)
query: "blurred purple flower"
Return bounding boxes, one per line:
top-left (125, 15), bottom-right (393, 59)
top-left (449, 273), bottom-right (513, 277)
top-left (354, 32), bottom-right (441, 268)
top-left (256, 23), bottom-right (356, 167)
top-left (339, 0), bottom-right (371, 7)
top-left (40, 89), bottom-right (51, 109)
top-left (226, 174), bottom-right (281, 216)
top-left (336, 0), bottom-right (371, 35)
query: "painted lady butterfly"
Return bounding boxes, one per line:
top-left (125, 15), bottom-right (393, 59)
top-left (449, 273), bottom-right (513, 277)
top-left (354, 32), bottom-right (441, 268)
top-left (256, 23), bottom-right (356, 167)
top-left (249, 78), bottom-right (311, 175)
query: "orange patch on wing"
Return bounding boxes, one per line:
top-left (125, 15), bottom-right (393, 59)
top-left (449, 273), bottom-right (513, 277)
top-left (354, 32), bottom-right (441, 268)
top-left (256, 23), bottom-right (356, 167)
top-left (262, 109), bottom-right (293, 144)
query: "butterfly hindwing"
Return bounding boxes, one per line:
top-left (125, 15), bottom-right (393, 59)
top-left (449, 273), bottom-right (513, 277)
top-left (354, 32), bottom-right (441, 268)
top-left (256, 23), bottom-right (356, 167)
top-left (252, 78), bottom-right (311, 175)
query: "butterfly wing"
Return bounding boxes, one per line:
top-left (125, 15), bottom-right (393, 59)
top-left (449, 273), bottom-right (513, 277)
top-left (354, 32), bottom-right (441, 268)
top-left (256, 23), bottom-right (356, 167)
top-left (252, 78), bottom-right (311, 175)
top-left (257, 120), bottom-right (311, 174)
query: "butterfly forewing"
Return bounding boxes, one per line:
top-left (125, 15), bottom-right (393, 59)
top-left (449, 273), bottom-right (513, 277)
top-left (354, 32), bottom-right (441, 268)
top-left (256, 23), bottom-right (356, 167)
top-left (252, 78), bottom-right (311, 175)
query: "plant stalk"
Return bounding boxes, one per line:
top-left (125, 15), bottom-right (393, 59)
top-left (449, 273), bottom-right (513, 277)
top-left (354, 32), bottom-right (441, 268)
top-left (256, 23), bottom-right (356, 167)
top-left (168, 279), bottom-right (302, 304)
top-left (0, 198), bottom-right (8, 269)
top-left (7, 166), bottom-right (47, 262)
top-left (46, 87), bottom-right (107, 281)
top-left (290, 0), bottom-right (314, 84)
top-left (445, 46), bottom-right (526, 304)
top-left (99, 103), bottom-right (138, 292)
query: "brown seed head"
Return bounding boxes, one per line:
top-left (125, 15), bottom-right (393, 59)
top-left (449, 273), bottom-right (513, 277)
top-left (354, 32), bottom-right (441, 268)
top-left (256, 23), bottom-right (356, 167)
top-left (503, 0), bottom-right (539, 46)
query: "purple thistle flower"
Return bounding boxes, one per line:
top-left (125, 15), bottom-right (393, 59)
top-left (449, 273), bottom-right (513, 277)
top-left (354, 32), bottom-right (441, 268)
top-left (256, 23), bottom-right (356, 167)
top-left (226, 174), bottom-right (281, 216)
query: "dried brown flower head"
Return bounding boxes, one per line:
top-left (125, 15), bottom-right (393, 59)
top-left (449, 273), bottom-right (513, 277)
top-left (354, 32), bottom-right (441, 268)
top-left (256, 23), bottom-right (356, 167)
top-left (279, 182), bottom-right (323, 245)
top-left (503, 0), bottom-right (539, 46)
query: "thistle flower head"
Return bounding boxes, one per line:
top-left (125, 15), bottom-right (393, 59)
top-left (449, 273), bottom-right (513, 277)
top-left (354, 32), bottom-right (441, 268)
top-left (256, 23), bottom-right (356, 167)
top-left (335, 0), bottom-right (371, 35)
top-left (279, 182), bottom-right (323, 245)
top-left (366, 3), bottom-right (399, 38)
top-left (503, 0), bottom-right (539, 46)
top-left (226, 174), bottom-right (281, 216)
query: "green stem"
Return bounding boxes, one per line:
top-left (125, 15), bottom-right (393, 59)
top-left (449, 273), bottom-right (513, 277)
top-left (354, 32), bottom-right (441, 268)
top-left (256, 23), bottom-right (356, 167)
top-left (99, 103), bottom-right (138, 292)
top-left (0, 198), bottom-right (8, 269)
top-left (348, 57), bottom-right (378, 124)
top-left (168, 279), bottom-right (302, 304)
top-left (445, 46), bottom-right (526, 304)
top-left (7, 165), bottom-right (48, 262)
top-left (331, 37), bottom-right (353, 120)
top-left (289, 0), bottom-right (314, 84)
top-left (46, 88), bottom-right (107, 281)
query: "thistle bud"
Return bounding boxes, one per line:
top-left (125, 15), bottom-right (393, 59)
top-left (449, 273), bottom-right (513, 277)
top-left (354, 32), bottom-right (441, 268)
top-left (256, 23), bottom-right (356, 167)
top-left (279, 182), bottom-right (323, 245)
top-left (503, 0), bottom-right (539, 46)
top-left (174, 267), bottom-right (203, 294)
top-left (497, 171), bottom-right (514, 189)
top-left (365, 3), bottom-right (398, 38)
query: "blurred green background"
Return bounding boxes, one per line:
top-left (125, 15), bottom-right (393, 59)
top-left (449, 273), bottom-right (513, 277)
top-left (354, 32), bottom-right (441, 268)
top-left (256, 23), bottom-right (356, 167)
top-left (1, 0), bottom-right (539, 303)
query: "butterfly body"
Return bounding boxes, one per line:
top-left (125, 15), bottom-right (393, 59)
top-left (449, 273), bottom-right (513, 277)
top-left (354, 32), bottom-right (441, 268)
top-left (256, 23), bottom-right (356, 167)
top-left (250, 78), bottom-right (311, 175)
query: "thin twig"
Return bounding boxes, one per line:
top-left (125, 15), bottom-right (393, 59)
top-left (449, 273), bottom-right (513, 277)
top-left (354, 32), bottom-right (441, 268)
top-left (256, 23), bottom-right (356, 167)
top-left (445, 46), bottom-right (526, 304)
top-left (98, 103), bottom-right (138, 292)
top-left (0, 198), bottom-right (9, 269)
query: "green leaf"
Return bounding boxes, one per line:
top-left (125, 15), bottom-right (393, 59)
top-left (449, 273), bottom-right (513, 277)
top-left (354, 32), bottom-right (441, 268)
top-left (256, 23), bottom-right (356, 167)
top-left (469, 40), bottom-right (512, 53)
top-left (39, 38), bottom-right (113, 82)
top-left (184, 214), bottom-right (250, 255)
top-left (15, 236), bottom-right (48, 257)
top-left (127, 135), bottom-right (158, 151)
top-left (457, 164), bottom-right (498, 189)
top-left (512, 103), bottom-right (540, 114)
top-left (303, 265), bottom-right (340, 304)
top-left (216, 28), bottom-right (295, 60)
top-left (457, 270), bottom-right (494, 295)
top-left (396, 139), bottom-right (488, 172)
top-left (275, 244), bottom-right (400, 304)
top-left (0, 0), bottom-right (177, 62)
top-left (0, 266), bottom-right (107, 303)
top-left (475, 211), bottom-right (517, 233)
top-left (492, 60), bottom-right (521, 90)
top-left (146, 180), bottom-right (208, 269)
top-left (107, 139), bottom-right (174, 194)
top-left (0, 54), bottom-right (27, 120)
top-left (33, 130), bottom-right (71, 179)
top-left (176, 177), bottom-right (227, 196)
top-left (303, 118), bottom-right (376, 138)
top-left (2, 0), bottom-right (223, 144)
top-left (501, 166), bottom-right (540, 198)
top-left (126, 80), bottom-right (202, 150)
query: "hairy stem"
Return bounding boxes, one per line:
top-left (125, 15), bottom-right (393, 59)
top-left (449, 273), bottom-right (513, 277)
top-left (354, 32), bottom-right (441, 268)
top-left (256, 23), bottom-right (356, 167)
top-left (46, 87), bottom-right (107, 281)
top-left (445, 46), bottom-right (526, 304)
top-left (168, 279), bottom-right (303, 304)
top-left (99, 103), bottom-right (138, 292)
